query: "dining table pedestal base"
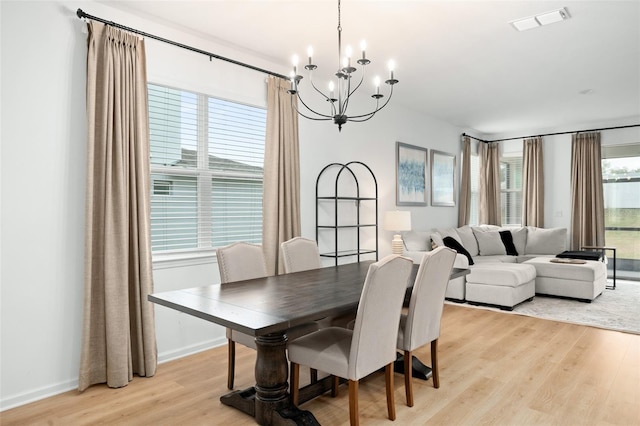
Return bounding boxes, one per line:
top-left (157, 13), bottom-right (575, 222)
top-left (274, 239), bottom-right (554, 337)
top-left (220, 332), bottom-right (320, 426)
top-left (393, 352), bottom-right (433, 381)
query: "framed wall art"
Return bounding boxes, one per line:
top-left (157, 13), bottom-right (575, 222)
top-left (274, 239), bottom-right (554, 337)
top-left (396, 142), bottom-right (428, 206)
top-left (430, 149), bottom-right (456, 206)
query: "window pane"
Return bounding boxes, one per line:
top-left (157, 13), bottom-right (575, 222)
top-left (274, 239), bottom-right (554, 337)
top-left (500, 157), bottom-right (522, 226)
top-left (208, 98), bottom-right (266, 175)
top-left (151, 174), bottom-right (198, 251)
top-left (602, 153), bottom-right (640, 275)
top-left (212, 178), bottom-right (263, 247)
top-left (149, 84), bottom-right (198, 168)
top-left (469, 155), bottom-right (479, 225)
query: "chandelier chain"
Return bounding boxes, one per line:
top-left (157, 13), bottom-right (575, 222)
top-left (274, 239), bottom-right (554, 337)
top-left (337, 0), bottom-right (342, 70)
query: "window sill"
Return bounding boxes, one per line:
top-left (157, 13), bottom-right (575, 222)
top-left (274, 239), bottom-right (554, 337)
top-left (152, 250), bottom-right (217, 269)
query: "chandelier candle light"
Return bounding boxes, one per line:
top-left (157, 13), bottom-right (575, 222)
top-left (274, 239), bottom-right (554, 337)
top-left (287, 0), bottom-right (399, 131)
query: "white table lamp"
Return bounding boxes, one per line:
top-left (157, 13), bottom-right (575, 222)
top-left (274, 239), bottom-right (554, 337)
top-left (384, 210), bottom-right (412, 255)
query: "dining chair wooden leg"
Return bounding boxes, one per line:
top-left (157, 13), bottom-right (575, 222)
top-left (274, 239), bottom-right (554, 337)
top-left (227, 339), bottom-right (235, 390)
top-left (290, 362), bottom-right (300, 405)
top-left (348, 379), bottom-right (359, 426)
top-left (310, 368), bottom-right (318, 384)
top-left (385, 363), bottom-right (396, 420)
top-left (331, 375), bottom-right (340, 397)
top-left (431, 339), bottom-right (439, 388)
top-left (404, 350), bottom-right (414, 407)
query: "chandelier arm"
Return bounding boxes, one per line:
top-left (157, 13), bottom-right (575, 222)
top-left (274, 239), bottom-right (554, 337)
top-left (347, 67), bottom-right (366, 100)
top-left (347, 113), bottom-right (377, 123)
top-left (308, 72), bottom-right (337, 116)
top-left (346, 85), bottom-right (394, 120)
top-left (290, 100), bottom-right (332, 121)
top-left (296, 91), bottom-right (333, 120)
top-left (341, 76), bottom-right (352, 115)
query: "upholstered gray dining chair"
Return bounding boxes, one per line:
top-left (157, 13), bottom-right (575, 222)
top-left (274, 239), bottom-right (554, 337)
top-left (281, 237), bottom-right (356, 331)
top-left (288, 254), bottom-right (413, 426)
top-left (281, 237), bottom-right (322, 273)
top-left (217, 241), bottom-right (318, 389)
top-left (397, 246), bottom-right (456, 407)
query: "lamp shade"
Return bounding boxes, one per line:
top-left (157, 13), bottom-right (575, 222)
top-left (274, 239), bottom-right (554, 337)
top-left (384, 210), bottom-right (412, 232)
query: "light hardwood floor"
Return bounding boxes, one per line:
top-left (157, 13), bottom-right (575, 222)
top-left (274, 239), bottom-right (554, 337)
top-left (3, 303), bottom-right (639, 425)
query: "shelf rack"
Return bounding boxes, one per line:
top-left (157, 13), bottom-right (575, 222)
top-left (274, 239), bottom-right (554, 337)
top-left (315, 162), bottom-right (378, 266)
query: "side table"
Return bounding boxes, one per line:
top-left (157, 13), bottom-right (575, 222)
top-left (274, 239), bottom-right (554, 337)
top-left (582, 246), bottom-right (616, 289)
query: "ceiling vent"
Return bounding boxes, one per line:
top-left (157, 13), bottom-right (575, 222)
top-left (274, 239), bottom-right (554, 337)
top-left (510, 7), bottom-right (570, 31)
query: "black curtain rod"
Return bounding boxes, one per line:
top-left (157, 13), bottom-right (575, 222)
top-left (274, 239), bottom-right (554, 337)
top-left (76, 8), bottom-right (289, 80)
top-left (463, 123), bottom-right (640, 143)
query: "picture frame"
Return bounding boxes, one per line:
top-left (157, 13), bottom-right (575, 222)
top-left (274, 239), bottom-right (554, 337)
top-left (430, 149), bottom-right (456, 206)
top-left (396, 142), bottom-right (428, 206)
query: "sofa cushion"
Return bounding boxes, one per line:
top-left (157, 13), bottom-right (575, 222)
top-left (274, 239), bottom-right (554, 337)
top-left (467, 263), bottom-right (537, 287)
top-left (473, 255), bottom-right (518, 264)
top-left (402, 230), bottom-right (431, 252)
top-left (431, 227), bottom-right (461, 249)
top-left (456, 225), bottom-right (479, 256)
top-left (443, 236), bottom-right (474, 265)
top-left (472, 229), bottom-right (507, 255)
top-left (508, 227), bottom-right (527, 256)
top-left (525, 227), bottom-right (567, 255)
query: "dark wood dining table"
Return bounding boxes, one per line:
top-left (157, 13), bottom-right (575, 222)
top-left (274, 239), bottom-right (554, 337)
top-left (149, 260), bottom-right (469, 425)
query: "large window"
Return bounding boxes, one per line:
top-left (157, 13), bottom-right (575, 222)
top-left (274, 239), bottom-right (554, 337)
top-left (602, 144), bottom-right (640, 277)
top-left (500, 156), bottom-right (522, 226)
top-left (469, 154), bottom-right (480, 225)
top-left (148, 84), bottom-right (266, 254)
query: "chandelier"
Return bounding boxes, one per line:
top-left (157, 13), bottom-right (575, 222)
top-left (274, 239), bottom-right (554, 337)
top-left (287, 0), bottom-right (399, 131)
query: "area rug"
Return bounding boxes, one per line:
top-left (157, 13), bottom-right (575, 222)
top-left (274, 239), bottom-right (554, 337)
top-left (449, 280), bottom-right (640, 335)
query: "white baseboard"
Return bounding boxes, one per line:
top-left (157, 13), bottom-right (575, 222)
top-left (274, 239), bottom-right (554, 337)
top-left (0, 338), bottom-right (226, 412)
top-left (157, 337), bottom-right (225, 364)
top-left (0, 379), bottom-right (78, 412)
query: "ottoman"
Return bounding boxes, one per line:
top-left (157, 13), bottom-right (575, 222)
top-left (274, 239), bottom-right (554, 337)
top-left (524, 257), bottom-right (606, 302)
top-left (465, 263), bottom-right (536, 311)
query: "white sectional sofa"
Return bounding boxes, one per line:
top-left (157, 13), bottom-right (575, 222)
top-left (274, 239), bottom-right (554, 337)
top-left (402, 225), bottom-right (574, 308)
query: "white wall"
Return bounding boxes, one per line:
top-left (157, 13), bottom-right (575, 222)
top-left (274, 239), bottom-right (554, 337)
top-left (0, 0), bottom-right (464, 409)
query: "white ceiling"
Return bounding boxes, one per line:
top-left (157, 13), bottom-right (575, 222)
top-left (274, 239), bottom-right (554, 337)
top-left (100, 1), bottom-right (640, 137)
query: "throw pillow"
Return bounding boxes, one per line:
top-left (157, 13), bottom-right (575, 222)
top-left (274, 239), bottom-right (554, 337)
top-left (443, 236), bottom-right (474, 265)
top-left (436, 228), bottom-right (462, 244)
top-left (525, 227), bottom-right (567, 254)
top-left (402, 231), bottom-right (431, 252)
top-left (430, 232), bottom-right (444, 248)
top-left (499, 230), bottom-right (518, 255)
top-left (455, 225), bottom-right (479, 256)
top-left (508, 227), bottom-right (527, 255)
top-left (472, 228), bottom-right (507, 255)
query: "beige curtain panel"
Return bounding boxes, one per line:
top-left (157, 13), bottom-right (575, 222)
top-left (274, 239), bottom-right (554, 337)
top-left (522, 137), bottom-right (544, 227)
top-left (478, 142), bottom-right (501, 225)
top-left (79, 21), bottom-right (157, 391)
top-left (570, 132), bottom-right (605, 250)
top-left (263, 76), bottom-right (301, 275)
top-left (458, 135), bottom-right (471, 227)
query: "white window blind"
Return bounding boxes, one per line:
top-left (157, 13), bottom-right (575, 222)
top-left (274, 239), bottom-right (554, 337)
top-left (469, 154), bottom-right (480, 225)
top-left (148, 84), bottom-right (266, 254)
top-left (500, 156), bottom-right (523, 226)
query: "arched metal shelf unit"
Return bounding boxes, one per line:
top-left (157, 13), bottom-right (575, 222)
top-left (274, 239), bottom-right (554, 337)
top-left (315, 161), bottom-right (378, 266)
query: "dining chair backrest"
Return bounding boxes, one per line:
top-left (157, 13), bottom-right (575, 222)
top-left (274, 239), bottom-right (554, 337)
top-left (348, 254), bottom-right (413, 381)
top-left (217, 242), bottom-right (268, 284)
top-left (281, 237), bottom-right (322, 273)
top-left (401, 246), bottom-right (456, 352)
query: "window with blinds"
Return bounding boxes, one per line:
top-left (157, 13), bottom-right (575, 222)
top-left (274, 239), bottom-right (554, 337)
top-left (500, 156), bottom-right (523, 226)
top-left (469, 154), bottom-right (480, 225)
top-left (148, 84), bottom-right (266, 253)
